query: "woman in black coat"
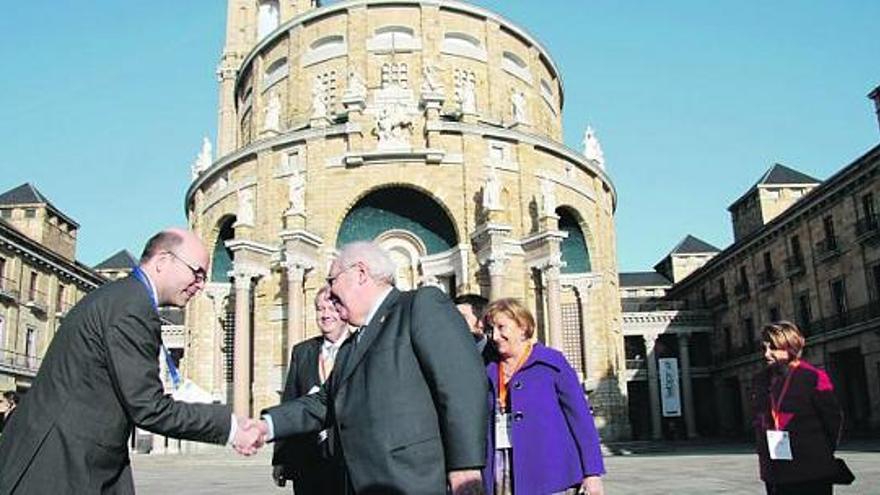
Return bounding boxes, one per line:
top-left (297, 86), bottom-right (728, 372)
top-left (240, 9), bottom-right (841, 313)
top-left (752, 321), bottom-right (843, 495)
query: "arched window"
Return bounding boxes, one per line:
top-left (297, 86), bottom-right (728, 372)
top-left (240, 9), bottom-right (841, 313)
top-left (257, 0), bottom-right (280, 40)
top-left (502, 51), bottom-right (531, 83)
top-left (557, 207), bottom-right (591, 273)
top-left (303, 35), bottom-right (347, 66)
top-left (442, 32), bottom-right (486, 61)
top-left (211, 217), bottom-right (236, 282)
top-left (263, 57), bottom-right (289, 89)
top-left (368, 26), bottom-right (420, 52)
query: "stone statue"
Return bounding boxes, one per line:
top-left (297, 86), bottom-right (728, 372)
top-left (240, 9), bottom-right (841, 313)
top-left (540, 177), bottom-right (556, 216)
top-left (583, 125), bottom-right (605, 170)
top-left (262, 91), bottom-right (281, 132)
top-left (191, 137), bottom-right (212, 179)
top-left (460, 76), bottom-right (476, 114)
top-left (421, 62), bottom-right (442, 93)
top-left (346, 69), bottom-right (366, 99)
top-left (287, 170), bottom-right (305, 215)
top-left (511, 90), bottom-right (527, 124)
top-left (374, 103), bottom-right (413, 150)
top-left (483, 164), bottom-right (501, 210)
top-left (237, 188), bottom-right (255, 226)
top-left (311, 75), bottom-right (327, 119)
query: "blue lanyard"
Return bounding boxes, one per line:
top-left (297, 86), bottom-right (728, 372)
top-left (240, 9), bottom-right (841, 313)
top-left (131, 268), bottom-right (182, 389)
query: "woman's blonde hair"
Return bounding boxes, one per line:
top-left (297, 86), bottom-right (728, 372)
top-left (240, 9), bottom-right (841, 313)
top-left (484, 298), bottom-right (536, 339)
top-left (761, 320), bottom-right (805, 361)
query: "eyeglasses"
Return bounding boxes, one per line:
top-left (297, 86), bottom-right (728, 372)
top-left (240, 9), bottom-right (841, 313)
top-left (325, 264), bottom-right (357, 286)
top-left (165, 251), bottom-right (207, 283)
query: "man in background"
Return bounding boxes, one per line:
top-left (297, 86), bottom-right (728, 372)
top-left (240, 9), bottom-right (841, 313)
top-left (454, 293), bottom-right (496, 363)
top-left (272, 286), bottom-right (350, 493)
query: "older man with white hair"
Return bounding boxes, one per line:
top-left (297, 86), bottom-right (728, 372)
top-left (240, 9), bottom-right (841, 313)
top-left (259, 241), bottom-right (488, 495)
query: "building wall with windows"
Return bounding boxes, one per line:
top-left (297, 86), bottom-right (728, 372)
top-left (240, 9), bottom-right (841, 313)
top-left (667, 143), bottom-right (880, 437)
top-left (184, 0), bottom-right (628, 439)
top-left (0, 200), bottom-right (104, 393)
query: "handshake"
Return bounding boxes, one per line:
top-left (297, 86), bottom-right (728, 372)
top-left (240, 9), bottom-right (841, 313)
top-left (231, 415), bottom-right (270, 456)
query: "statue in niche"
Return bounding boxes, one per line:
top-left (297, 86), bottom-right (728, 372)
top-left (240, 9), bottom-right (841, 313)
top-left (459, 75), bottom-right (476, 114)
top-left (483, 164), bottom-right (501, 210)
top-left (311, 75), bottom-right (327, 119)
top-left (421, 62), bottom-right (443, 93)
top-left (191, 136), bottom-right (212, 179)
top-left (346, 69), bottom-right (366, 99)
top-left (540, 178), bottom-right (556, 217)
top-left (511, 90), bottom-right (527, 124)
top-left (583, 125), bottom-right (605, 170)
top-left (237, 188), bottom-right (255, 226)
top-left (287, 169), bottom-right (305, 215)
top-left (262, 91), bottom-right (281, 132)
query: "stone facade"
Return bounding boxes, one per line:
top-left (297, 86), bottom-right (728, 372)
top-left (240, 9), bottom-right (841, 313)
top-left (184, 0), bottom-right (627, 439)
top-left (0, 184), bottom-right (104, 393)
top-left (667, 143), bottom-right (880, 437)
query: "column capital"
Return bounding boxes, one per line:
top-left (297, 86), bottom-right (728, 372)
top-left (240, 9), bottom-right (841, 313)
top-left (487, 256), bottom-right (508, 276)
top-left (229, 263), bottom-right (269, 290)
top-left (642, 334), bottom-right (658, 351)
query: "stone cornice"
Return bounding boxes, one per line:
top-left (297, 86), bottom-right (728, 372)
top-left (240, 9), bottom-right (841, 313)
top-left (185, 123), bottom-right (360, 208)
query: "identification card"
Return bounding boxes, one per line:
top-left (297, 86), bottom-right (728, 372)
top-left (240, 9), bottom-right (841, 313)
top-left (495, 413), bottom-right (512, 450)
top-left (317, 428), bottom-right (329, 444)
top-left (766, 430), bottom-right (793, 460)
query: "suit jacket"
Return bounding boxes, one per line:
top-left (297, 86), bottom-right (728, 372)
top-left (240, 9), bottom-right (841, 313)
top-left (752, 360), bottom-right (843, 485)
top-left (264, 287), bottom-right (489, 495)
top-left (272, 335), bottom-right (337, 493)
top-left (0, 275), bottom-right (232, 495)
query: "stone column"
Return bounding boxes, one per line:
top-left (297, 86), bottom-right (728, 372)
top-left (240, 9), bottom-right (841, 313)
top-left (572, 279), bottom-right (594, 382)
top-left (232, 272), bottom-right (255, 418)
top-left (544, 260), bottom-right (564, 351)
top-left (678, 333), bottom-right (698, 439)
top-left (205, 284), bottom-right (231, 401)
top-left (284, 262), bottom-right (308, 358)
top-left (487, 257), bottom-right (506, 301)
top-left (644, 334), bottom-right (663, 440)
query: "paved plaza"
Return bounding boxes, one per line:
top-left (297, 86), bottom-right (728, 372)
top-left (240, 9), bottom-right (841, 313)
top-left (132, 441), bottom-right (879, 495)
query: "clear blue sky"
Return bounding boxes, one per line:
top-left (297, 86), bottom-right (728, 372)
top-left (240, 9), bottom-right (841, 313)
top-left (1, 1), bottom-right (877, 271)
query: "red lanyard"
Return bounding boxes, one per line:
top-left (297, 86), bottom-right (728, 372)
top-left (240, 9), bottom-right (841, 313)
top-left (498, 343), bottom-right (532, 413)
top-left (770, 362), bottom-right (799, 429)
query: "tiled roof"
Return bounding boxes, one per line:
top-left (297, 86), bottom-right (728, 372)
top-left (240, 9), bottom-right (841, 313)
top-left (757, 163), bottom-right (820, 186)
top-left (619, 271), bottom-right (672, 288)
top-left (94, 250), bottom-right (138, 271)
top-left (669, 235), bottom-right (721, 255)
top-left (0, 183), bottom-right (79, 228)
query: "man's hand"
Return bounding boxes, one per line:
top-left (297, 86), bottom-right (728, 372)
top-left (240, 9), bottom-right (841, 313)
top-left (271, 465), bottom-right (287, 487)
top-left (448, 469), bottom-right (483, 495)
top-left (578, 475), bottom-right (604, 495)
top-left (232, 416), bottom-right (265, 456)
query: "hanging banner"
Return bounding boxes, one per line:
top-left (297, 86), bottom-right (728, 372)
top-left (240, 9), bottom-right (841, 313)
top-left (658, 357), bottom-right (682, 417)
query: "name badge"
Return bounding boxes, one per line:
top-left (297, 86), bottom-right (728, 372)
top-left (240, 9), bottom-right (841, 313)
top-left (318, 428), bottom-right (329, 444)
top-left (307, 385), bottom-right (321, 395)
top-left (495, 413), bottom-right (512, 450)
top-left (766, 430), bottom-right (793, 460)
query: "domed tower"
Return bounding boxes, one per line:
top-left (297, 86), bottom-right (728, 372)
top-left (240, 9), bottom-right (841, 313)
top-left (186, 0), bottom-right (628, 439)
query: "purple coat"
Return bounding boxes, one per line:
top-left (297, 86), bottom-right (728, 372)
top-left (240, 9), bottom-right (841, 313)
top-left (484, 343), bottom-right (605, 494)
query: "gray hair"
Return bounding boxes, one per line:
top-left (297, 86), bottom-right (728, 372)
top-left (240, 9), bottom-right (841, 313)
top-left (314, 285), bottom-right (332, 306)
top-left (336, 241), bottom-right (396, 285)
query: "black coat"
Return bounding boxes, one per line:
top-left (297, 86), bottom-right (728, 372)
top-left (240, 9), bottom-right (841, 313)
top-left (0, 276), bottom-right (232, 494)
top-left (752, 360), bottom-right (843, 485)
top-left (272, 335), bottom-right (339, 493)
top-left (264, 287), bottom-right (489, 495)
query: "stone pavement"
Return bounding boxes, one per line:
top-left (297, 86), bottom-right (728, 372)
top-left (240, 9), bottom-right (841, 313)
top-left (133, 441), bottom-right (880, 494)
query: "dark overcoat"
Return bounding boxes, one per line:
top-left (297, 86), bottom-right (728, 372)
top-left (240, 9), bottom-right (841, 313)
top-left (264, 287), bottom-right (489, 495)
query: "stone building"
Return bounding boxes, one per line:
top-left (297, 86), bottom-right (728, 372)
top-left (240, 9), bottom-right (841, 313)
top-left (661, 96), bottom-right (880, 437)
top-left (620, 236), bottom-right (717, 440)
top-left (184, 0), bottom-right (628, 439)
top-left (0, 183), bottom-right (104, 393)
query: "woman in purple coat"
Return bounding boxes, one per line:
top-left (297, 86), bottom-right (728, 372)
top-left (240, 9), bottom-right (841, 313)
top-left (483, 298), bottom-right (605, 495)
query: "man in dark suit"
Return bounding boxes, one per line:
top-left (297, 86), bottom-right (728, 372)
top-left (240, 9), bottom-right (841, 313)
top-left (272, 286), bottom-right (350, 493)
top-left (258, 241), bottom-right (488, 495)
top-left (453, 293), bottom-right (497, 364)
top-left (0, 228), bottom-right (263, 495)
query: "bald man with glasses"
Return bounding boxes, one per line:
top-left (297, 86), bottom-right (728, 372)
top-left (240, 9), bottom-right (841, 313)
top-left (0, 228), bottom-right (264, 495)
